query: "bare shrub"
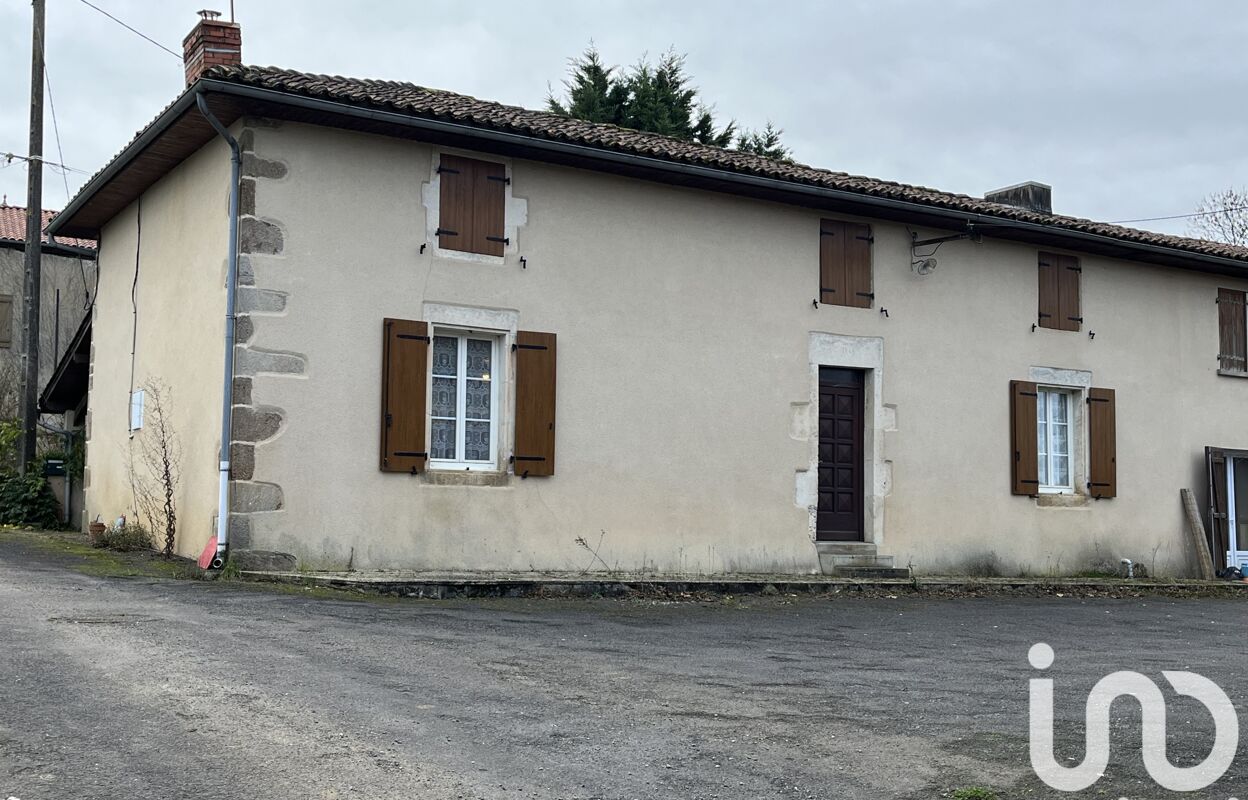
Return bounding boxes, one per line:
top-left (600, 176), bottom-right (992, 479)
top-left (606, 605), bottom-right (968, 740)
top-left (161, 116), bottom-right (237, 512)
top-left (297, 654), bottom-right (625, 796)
top-left (127, 379), bottom-right (181, 556)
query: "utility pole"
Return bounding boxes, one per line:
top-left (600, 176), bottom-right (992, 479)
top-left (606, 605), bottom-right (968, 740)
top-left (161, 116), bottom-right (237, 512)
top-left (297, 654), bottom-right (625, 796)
top-left (19, 0), bottom-right (45, 473)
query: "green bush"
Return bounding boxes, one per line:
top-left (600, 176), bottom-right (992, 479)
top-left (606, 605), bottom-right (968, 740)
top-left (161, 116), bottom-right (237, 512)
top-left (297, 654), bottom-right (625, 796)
top-left (94, 523), bottom-right (153, 552)
top-left (0, 471), bottom-right (63, 529)
top-left (0, 419), bottom-right (20, 473)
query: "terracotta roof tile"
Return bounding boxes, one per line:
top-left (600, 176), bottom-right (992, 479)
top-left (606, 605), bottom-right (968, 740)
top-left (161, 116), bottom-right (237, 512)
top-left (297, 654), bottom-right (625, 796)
top-left (0, 204), bottom-right (95, 250)
top-left (50, 63), bottom-right (1248, 266)
top-left (199, 65), bottom-right (1248, 265)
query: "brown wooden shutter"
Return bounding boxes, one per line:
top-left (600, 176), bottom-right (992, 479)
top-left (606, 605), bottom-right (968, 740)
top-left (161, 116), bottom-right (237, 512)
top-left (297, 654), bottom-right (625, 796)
top-left (474, 159), bottom-right (508, 257)
top-left (437, 154), bottom-right (473, 252)
top-left (513, 330), bottom-right (556, 477)
top-left (1057, 254), bottom-right (1081, 331)
top-left (844, 223), bottom-right (873, 308)
top-left (1207, 447), bottom-right (1231, 563)
top-left (819, 220), bottom-right (872, 308)
top-left (1037, 253), bottom-right (1060, 329)
top-left (1038, 252), bottom-right (1080, 331)
top-left (380, 318), bottom-right (429, 473)
top-left (1009, 380), bottom-right (1040, 495)
top-left (1086, 387), bottom-right (1116, 499)
top-left (1218, 288), bottom-right (1247, 372)
top-left (437, 154), bottom-right (507, 256)
top-left (819, 220), bottom-right (845, 306)
top-left (0, 295), bottom-right (11, 348)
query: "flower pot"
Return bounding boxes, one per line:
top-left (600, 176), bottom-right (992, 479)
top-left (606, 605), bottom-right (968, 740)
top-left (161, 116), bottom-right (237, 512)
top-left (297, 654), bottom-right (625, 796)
top-left (88, 521), bottom-right (107, 546)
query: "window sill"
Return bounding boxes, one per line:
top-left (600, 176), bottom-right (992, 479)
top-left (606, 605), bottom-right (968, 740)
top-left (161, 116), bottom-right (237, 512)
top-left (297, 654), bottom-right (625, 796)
top-left (1218, 369), bottom-right (1248, 379)
top-left (424, 470), bottom-right (509, 487)
top-left (428, 246), bottom-right (507, 267)
top-left (1036, 493), bottom-right (1089, 508)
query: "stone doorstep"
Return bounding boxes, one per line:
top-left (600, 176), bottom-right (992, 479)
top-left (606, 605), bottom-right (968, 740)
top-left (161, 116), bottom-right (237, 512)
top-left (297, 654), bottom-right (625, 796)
top-left (813, 541), bottom-right (897, 575)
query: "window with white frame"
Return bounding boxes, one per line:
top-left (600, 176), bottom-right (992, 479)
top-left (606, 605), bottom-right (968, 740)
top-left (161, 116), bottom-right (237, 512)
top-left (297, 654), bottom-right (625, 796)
top-left (1037, 388), bottom-right (1074, 492)
top-left (430, 331), bottom-right (500, 470)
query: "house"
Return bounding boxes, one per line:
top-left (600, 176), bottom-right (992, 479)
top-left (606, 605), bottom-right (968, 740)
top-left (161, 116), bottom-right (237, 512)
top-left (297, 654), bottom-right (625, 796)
top-left (0, 203), bottom-right (96, 411)
top-left (0, 203), bottom-right (95, 519)
top-left (46, 14), bottom-right (1248, 577)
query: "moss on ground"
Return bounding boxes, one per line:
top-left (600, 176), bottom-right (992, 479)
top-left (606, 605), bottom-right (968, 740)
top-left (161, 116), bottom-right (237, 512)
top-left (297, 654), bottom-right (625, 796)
top-left (0, 528), bottom-right (391, 603)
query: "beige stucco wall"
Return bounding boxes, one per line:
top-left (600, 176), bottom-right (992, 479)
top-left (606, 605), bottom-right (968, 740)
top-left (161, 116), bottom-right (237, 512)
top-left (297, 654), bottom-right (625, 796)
top-left (83, 136), bottom-right (230, 553)
top-left (156, 119), bottom-right (1248, 575)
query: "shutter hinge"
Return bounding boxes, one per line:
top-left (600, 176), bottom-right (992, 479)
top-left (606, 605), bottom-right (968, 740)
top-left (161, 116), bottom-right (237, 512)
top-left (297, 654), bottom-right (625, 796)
top-left (513, 455), bottom-right (547, 461)
top-left (820, 287), bottom-right (836, 294)
top-left (1087, 397), bottom-right (1110, 404)
top-left (436, 227), bottom-right (458, 237)
top-left (855, 235), bottom-right (874, 243)
top-left (486, 175), bottom-right (511, 184)
top-left (855, 292), bottom-right (875, 299)
top-left (486, 235), bottom-right (510, 244)
top-left (394, 451), bottom-right (427, 458)
top-left (1067, 266), bottom-right (1082, 272)
top-left (1018, 391), bottom-right (1038, 397)
top-left (397, 333), bottom-right (430, 342)
top-left (1038, 312), bottom-right (1052, 318)
top-left (385, 412), bottom-right (393, 428)
top-left (1067, 316), bottom-right (1084, 322)
top-left (820, 230), bottom-right (837, 237)
top-left (514, 343), bottom-right (548, 351)
top-left (1020, 480), bottom-right (1040, 485)
top-left (1039, 260), bottom-right (1051, 267)
top-left (436, 166), bottom-right (461, 174)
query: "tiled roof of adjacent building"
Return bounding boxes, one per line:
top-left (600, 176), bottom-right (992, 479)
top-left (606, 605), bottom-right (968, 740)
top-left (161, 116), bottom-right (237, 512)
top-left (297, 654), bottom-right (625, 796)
top-left (0, 203), bottom-right (95, 250)
top-left (194, 65), bottom-right (1248, 264)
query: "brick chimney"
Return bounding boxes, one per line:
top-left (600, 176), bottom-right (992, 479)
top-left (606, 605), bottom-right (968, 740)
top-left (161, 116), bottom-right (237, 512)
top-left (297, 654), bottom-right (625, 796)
top-left (182, 9), bottom-right (242, 86)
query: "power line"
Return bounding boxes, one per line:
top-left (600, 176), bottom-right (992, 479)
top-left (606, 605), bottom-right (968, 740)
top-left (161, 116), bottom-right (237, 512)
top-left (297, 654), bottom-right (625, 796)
top-left (2, 152), bottom-right (91, 176)
top-left (76, 0), bottom-right (181, 59)
top-left (1108, 205), bottom-right (1248, 225)
top-left (44, 66), bottom-right (71, 203)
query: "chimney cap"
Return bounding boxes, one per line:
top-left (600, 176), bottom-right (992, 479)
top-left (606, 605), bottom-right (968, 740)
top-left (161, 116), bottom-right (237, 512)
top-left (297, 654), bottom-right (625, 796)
top-left (197, 9), bottom-right (222, 21)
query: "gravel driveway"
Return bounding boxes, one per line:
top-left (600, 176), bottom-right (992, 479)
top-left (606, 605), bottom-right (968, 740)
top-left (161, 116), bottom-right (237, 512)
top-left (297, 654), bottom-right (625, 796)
top-left (1, 531), bottom-right (1246, 799)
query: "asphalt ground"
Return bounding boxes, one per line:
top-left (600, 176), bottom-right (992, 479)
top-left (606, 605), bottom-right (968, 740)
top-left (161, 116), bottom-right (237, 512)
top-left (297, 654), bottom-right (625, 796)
top-left (2, 530), bottom-right (1246, 799)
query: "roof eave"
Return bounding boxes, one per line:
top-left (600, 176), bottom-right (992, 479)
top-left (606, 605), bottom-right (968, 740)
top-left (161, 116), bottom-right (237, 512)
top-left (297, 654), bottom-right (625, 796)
top-left (49, 78), bottom-right (1248, 277)
top-left (0, 238), bottom-right (96, 258)
top-left (46, 83), bottom-right (205, 238)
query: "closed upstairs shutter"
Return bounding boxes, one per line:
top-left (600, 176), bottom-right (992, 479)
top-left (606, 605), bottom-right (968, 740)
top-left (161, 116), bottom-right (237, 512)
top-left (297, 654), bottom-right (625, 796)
top-left (437, 154), bottom-right (508, 256)
top-left (1218, 288), bottom-right (1247, 372)
top-left (1009, 380), bottom-right (1039, 495)
top-left (513, 331), bottom-right (556, 477)
top-left (474, 159), bottom-right (508, 256)
top-left (1087, 387), bottom-right (1116, 499)
top-left (380, 318), bottom-right (429, 473)
top-left (1038, 252), bottom-right (1081, 331)
top-left (819, 220), bottom-right (872, 308)
top-left (437, 155), bottom-right (473, 253)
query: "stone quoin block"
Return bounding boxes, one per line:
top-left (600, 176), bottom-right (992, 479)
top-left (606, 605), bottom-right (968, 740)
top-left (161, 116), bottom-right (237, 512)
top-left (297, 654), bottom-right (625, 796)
top-left (231, 406), bottom-right (283, 443)
top-left (239, 217), bottom-right (283, 255)
top-left (230, 481), bottom-right (283, 513)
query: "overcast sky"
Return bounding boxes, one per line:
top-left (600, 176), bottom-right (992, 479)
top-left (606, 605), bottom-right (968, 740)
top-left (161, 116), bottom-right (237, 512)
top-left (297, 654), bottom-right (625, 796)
top-left (1, 0), bottom-right (1244, 237)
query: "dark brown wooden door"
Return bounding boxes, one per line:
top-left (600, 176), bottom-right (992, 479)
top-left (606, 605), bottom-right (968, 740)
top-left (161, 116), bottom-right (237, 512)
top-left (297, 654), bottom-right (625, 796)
top-left (817, 368), bottom-right (865, 541)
